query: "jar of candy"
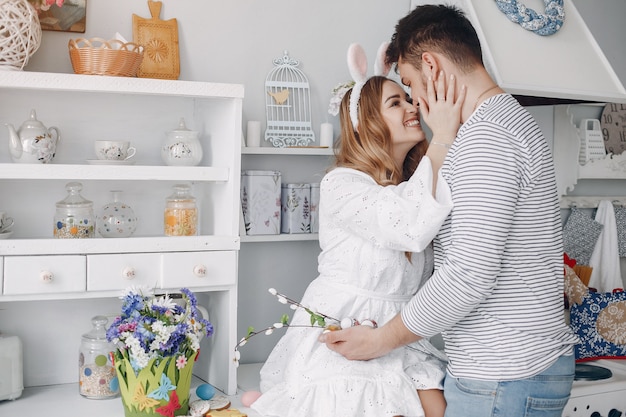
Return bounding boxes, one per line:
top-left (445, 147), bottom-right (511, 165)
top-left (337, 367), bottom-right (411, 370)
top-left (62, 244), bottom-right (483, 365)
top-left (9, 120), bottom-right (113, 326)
top-left (54, 182), bottom-right (95, 238)
top-left (164, 184), bottom-right (198, 236)
top-left (78, 316), bottom-right (119, 399)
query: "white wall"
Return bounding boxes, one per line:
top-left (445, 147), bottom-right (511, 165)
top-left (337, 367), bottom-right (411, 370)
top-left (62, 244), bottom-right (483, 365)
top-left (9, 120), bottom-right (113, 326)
top-left (27, 0), bottom-right (412, 141)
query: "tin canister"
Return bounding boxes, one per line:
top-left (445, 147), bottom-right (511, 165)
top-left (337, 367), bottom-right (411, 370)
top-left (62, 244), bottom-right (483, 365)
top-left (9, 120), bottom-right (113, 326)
top-left (241, 170), bottom-right (282, 235)
top-left (281, 183), bottom-right (311, 234)
top-left (310, 183), bottom-right (320, 233)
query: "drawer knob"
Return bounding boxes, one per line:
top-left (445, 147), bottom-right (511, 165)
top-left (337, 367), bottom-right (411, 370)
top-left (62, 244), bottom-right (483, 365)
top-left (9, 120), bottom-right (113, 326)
top-left (193, 264), bottom-right (207, 277)
top-left (40, 271), bottom-right (54, 283)
top-left (122, 267), bottom-right (136, 279)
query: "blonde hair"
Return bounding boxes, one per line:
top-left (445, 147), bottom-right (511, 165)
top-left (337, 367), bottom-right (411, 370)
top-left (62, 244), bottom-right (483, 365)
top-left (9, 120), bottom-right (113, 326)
top-left (334, 76), bottom-right (427, 186)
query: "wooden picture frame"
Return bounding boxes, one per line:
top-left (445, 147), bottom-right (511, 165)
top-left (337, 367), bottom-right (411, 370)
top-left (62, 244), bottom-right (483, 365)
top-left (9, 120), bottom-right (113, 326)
top-left (38, 0), bottom-right (86, 33)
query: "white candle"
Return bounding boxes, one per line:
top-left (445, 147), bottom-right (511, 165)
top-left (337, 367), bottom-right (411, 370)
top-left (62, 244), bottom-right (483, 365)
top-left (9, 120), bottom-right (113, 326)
top-left (320, 123), bottom-right (333, 147)
top-left (246, 120), bottom-right (261, 147)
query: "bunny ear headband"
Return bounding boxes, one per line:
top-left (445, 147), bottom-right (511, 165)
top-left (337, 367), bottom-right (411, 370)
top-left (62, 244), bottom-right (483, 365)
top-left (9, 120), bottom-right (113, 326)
top-left (347, 42), bottom-right (391, 130)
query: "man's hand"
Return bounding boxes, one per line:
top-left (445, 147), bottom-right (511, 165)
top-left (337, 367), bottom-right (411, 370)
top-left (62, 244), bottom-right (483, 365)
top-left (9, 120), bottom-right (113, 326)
top-left (318, 325), bottom-right (390, 360)
top-left (319, 314), bottom-right (421, 360)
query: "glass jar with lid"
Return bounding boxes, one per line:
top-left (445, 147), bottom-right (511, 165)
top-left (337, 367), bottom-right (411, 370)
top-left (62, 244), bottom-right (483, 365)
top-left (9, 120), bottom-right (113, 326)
top-left (78, 315), bottom-right (119, 399)
top-left (164, 184), bottom-right (198, 236)
top-left (54, 182), bottom-right (95, 238)
top-left (96, 190), bottom-right (138, 238)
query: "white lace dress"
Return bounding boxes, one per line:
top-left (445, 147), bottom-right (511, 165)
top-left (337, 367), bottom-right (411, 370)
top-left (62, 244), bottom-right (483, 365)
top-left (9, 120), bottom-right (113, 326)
top-left (252, 157), bottom-right (453, 417)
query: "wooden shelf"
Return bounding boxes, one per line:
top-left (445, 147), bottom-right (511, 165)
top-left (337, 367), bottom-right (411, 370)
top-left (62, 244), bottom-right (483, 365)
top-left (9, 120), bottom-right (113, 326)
top-left (0, 163), bottom-right (230, 182)
top-left (242, 147), bottom-right (333, 156)
top-left (0, 377), bottom-right (259, 417)
top-left (240, 233), bottom-right (319, 243)
top-left (0, 71), bottom-right (244, 99)
top-left (0, 235), bottom-right (239, 255)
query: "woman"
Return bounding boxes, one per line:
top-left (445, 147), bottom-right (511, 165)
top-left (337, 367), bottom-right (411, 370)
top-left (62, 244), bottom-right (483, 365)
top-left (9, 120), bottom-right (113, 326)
top-left (252, 47), bottom-right (465, 417)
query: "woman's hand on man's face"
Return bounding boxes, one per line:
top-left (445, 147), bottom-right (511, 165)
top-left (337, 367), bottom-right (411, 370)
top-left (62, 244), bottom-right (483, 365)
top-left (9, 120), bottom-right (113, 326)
top-left (419, 71), bottom-right (466, 143)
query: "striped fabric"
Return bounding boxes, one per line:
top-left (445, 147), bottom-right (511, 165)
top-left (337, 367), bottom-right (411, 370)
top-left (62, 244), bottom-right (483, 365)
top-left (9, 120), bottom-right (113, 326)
top-left (402, 94), bottom-right (578, 380)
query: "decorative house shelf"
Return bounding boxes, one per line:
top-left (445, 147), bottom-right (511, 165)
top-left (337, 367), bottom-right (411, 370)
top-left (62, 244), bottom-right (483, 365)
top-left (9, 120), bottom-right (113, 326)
top-left (0, 71), bottom-right (243, 411)
top-left (553, 104), bottom-right (626, 199)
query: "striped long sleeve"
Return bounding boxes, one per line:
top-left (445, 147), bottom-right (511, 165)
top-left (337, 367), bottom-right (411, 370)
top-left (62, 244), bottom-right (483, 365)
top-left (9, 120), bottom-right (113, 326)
top-left (402, 94), bottom-right (578, 380)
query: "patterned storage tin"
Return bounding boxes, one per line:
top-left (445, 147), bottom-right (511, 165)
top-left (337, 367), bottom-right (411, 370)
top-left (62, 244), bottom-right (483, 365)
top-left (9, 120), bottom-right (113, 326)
top-left (281, 183), bottom-right (311, 234)
top-left (241, 170), bottom-right (282, 235)
top-left (310, 183), bottom-right (320, 233)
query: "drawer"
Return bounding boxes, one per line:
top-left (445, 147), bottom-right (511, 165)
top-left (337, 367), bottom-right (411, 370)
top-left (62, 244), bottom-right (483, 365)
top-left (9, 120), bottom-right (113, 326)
top-left (161, 251), bottom-right (236, 289)
top-left (87, 253), bottom-right (162, 291)
top-left (3, 255), bottom-right (86, 295)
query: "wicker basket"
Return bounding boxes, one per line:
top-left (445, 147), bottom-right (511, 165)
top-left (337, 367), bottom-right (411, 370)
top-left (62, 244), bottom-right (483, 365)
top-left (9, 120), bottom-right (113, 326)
top-left (68, 38), bottom-right (144, 77)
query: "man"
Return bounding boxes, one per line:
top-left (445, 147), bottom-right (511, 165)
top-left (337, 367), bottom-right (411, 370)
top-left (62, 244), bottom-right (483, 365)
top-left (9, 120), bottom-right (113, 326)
top-left (320, 5), bottom-right (578, 416)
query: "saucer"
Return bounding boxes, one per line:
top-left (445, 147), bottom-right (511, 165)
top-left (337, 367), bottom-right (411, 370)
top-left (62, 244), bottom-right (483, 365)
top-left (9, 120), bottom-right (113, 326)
top-left (86, 159), bottom-right (136, 165)
top-left (0, 231), bottom-right (13, 239)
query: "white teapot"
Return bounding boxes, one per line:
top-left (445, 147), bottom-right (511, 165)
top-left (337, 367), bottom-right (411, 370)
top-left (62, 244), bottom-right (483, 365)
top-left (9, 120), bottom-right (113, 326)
top-left (161, 118), bottom-right (203, 166)
top-left (6, 109), bottom-right (60, 164)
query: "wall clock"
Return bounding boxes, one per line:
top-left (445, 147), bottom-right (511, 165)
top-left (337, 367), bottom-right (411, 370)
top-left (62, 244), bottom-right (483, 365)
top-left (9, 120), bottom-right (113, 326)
top-left (600, 103), bottom-right (626, 155)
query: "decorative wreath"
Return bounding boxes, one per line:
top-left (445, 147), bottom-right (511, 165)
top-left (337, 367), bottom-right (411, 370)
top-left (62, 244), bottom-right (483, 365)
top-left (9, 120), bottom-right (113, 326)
top-left (494, 0), bottom-right (565, 36)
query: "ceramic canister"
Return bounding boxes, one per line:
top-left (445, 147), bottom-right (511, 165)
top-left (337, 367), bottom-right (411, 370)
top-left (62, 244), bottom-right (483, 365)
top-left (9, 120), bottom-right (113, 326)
top-left (161, 118), bottom-right (203, 166)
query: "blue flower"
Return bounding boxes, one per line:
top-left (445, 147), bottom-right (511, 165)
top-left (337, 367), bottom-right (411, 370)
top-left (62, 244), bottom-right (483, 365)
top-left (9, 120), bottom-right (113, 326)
top-left (106, 287), bottom-right (213, 368)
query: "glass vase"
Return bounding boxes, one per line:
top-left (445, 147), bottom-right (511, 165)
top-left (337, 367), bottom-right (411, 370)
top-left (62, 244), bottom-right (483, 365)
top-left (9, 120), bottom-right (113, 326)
top-left (97, 190), bottom-right (138, 238)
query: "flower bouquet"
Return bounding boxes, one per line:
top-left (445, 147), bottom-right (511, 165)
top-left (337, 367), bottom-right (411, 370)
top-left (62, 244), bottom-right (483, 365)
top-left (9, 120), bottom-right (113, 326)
top-left (107, 287), bottom-right (213, 417)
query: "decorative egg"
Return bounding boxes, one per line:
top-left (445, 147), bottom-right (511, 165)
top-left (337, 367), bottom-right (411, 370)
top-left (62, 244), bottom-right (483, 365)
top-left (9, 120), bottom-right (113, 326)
top-left (340, 318), bottom-right (358, 329)
top-left (361, 319), bottom-right (378, 328)
top-left (196, 383), bottom-right (216, 400)
top-left (241, 390), bottom-right (262, 407)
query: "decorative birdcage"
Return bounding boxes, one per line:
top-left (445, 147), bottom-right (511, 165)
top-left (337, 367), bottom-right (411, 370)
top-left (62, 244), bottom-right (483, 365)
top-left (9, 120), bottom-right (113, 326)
top-left (265, 50), bottom-right (315, 147)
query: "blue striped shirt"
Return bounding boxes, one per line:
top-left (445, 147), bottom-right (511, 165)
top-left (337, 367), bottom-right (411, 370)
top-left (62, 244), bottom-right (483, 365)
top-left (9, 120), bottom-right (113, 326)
top-left (402, 94), bottom-right (578, 380)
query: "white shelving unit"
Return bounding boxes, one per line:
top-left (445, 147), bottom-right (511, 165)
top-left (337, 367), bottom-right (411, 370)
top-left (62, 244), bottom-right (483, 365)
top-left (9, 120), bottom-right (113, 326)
top-left (0, 71), bottom-right (243, 414)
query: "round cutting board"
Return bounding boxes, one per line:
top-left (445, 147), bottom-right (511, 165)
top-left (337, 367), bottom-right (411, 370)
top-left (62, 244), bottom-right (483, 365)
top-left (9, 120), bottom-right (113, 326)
top-left (600, 103), bottom-right (626, 155)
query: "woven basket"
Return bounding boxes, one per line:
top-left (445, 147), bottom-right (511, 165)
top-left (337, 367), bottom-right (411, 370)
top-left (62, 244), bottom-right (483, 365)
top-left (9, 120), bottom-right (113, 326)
top-left (0, 0), bottom-right (42, 70)
top-left (68, 38), bottom-right (144, 77)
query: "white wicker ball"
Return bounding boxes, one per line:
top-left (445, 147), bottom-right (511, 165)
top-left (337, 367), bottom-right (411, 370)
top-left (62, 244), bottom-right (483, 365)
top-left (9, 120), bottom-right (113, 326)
top-left (0, 0), bottom-right (42, 70)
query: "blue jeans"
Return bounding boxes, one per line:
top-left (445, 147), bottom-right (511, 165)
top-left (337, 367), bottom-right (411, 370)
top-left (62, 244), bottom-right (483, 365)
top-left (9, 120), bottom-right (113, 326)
top-left (443, 354), bottom-right (574, 417)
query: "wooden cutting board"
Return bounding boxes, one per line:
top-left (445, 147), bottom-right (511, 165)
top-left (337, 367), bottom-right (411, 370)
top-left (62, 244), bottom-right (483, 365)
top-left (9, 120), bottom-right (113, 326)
top-left (132, 1), bottom-right (180, 79)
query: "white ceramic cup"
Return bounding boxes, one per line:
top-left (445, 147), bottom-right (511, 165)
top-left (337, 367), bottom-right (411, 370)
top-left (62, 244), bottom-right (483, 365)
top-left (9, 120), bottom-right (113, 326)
top-left (94, 140), bottom-right (137, 161)
top-left (0, 211), bottom-right (14, 232)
